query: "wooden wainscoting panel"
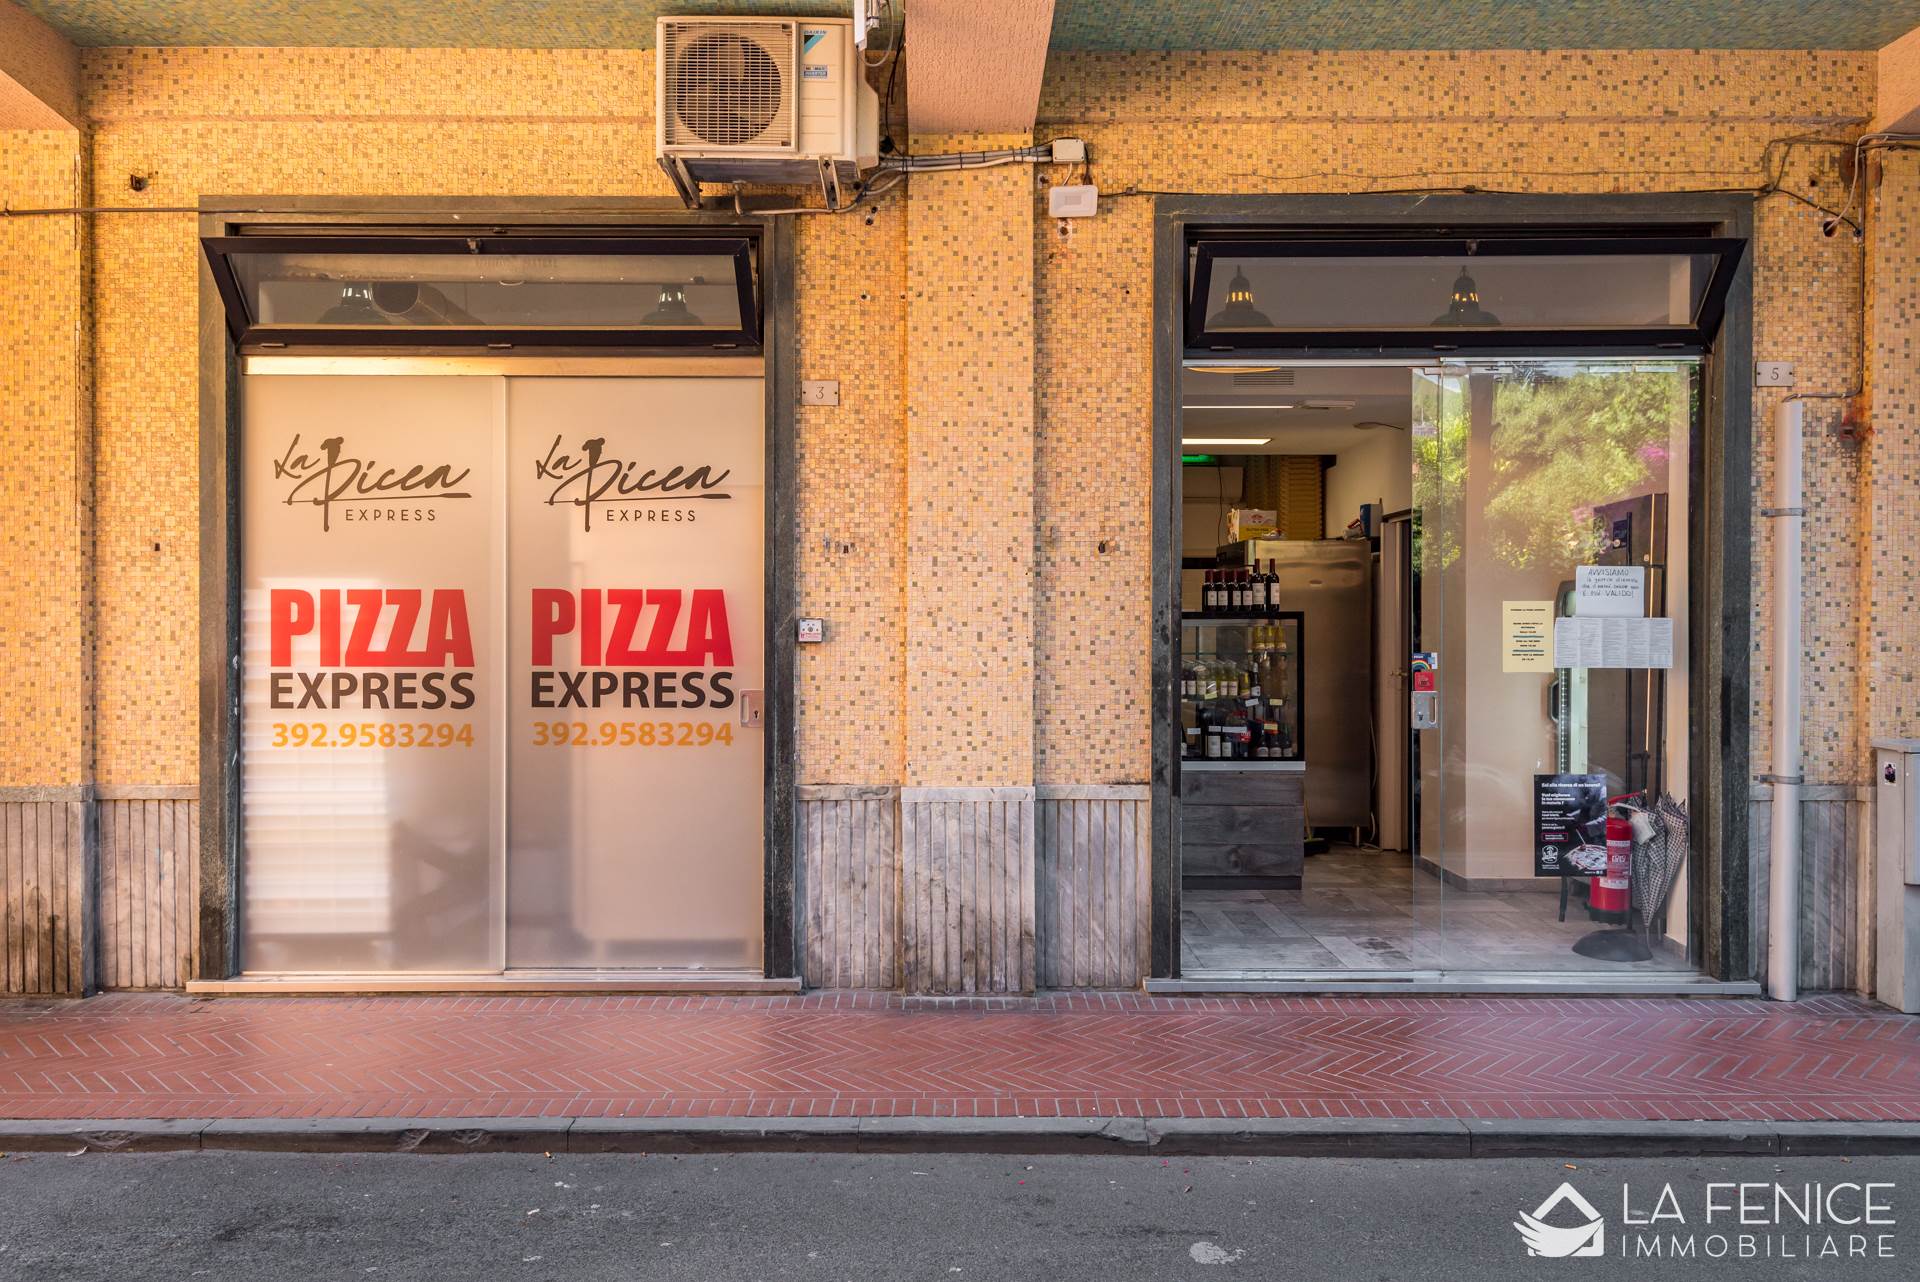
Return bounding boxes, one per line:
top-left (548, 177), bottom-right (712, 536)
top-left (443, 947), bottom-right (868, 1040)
top-left (899, 787), bottom-right (1035, 995)
top-left (796, 785), bottom-right (900, 990)
top-left (1036, 785), bottom-right (1150, 990)
top-left (96, 796), bottom-right (200, 990)
top-left (1750, 786), bottom-right (1870, 993)
top-left (1, 797), bottom-right (90, 996)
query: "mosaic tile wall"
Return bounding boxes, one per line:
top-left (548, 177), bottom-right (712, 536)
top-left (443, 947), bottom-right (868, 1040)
top-left (1864, 150), bottom-right (1920, 746)
top-left (0, 45), bottom-right (1895, 800)
top-left (0, 44), bottom-right (910, 790)
top-left (904, 131), bottom-right (1036, 787)
top-left (1749, 143), bottom-right (1870, 785)
top-left (793, 208), bottom-right (908, 784)
top-left (20, 0), bottom-right (1920, 52)
top-left (1031, 49), bottom-right (1879, 788)
top-left (61, 45), bottom-right (911, 788)
top-left (0, 128), bottom-right (90, 788)
top-left (1044, 3), bottom-right (1920, 53)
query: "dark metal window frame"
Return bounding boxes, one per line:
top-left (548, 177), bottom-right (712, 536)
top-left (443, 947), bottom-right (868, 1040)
top-left (1186, 231), bottom-right (1747, 354)
top-left (1153, 193), bottom-right (1755, 986)
top-left (202, 228), bottom-right (763, 351)
top-left (196, 198), bottom-right (799, 982)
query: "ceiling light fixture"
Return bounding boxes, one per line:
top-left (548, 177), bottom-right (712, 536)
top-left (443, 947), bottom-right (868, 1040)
top-left (643, 283), bottom-right (700, 325)
top-left (1205, 266), bottom-right (1273, 329)
top-left (1179, 403), bottom-right (1295, 410)
top-left (1181, 436), bottom-right (1272, 446)
top-left (1433, 266), bottom-right (1500, 326)
top-left (1186, 365), bottom-right (1288, 375)
top-left (318, 283), bottom-right (385, 325)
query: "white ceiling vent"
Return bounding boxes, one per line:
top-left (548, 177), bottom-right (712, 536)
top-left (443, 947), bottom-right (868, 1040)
top-left (661, 19), bottom-right (798, 151)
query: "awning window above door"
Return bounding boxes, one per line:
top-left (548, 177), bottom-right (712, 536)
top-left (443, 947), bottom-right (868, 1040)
top-left (1186, 234), bottom-right (1745, 353)
top-left (203, 230), bottom-right (761, 350)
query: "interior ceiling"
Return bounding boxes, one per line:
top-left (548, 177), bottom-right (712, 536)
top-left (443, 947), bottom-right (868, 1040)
top-left (19, 0), bottom-right (1920, 49)
top-left (1181, 364), bottom-right (1411, 455)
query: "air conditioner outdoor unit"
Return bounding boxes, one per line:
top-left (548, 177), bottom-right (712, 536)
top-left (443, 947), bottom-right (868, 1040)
top-left (657, 16), bottom-right (880, 209)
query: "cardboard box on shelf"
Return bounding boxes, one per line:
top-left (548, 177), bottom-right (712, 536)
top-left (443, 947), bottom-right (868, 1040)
top-left (1228, 508), bottom-right (1278, 542)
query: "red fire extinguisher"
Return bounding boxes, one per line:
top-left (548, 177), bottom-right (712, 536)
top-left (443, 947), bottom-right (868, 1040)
top-left (1589, 794), bottom-right (1636, 924)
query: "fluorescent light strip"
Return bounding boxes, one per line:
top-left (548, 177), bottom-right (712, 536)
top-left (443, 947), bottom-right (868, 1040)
top-left (1179, 403), bottom-right (1296, 410)
top-left (1181, 437), bottom-right (1272, 446)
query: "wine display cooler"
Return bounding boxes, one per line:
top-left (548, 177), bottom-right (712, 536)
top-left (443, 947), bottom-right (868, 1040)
top-left (1179, 611), bottom-right (1305, 765)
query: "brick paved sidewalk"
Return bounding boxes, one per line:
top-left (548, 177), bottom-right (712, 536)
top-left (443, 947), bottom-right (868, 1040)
top-left (3, 991), bottom-right (1918, 1123)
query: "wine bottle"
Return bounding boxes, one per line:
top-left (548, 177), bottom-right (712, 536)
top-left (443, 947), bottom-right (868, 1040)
top-left (1264, 559), bottom-right (1280, 616)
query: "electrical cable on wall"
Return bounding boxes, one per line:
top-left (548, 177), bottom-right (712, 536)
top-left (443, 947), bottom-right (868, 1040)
top-left (12, 131), bottom-right (1919, 223)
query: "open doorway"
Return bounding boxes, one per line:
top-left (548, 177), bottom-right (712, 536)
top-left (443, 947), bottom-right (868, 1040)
top-left (1175, 358), bottom-right (1699, 978)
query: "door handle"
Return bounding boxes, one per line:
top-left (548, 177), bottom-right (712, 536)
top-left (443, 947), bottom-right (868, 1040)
top-left (1411, 690), bottom-right (1439, 730)
top-left (740, 690), bottom-right (764, 728)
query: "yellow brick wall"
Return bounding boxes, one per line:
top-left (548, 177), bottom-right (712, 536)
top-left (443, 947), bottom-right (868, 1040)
top-left (0, 128), bottom-right (90, 787)
top-left (0, 46), bottom-right (1885, 794)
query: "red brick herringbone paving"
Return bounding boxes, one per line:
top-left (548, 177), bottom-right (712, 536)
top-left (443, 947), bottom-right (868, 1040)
top-left (3, 991), bottom-right (1919, 1123)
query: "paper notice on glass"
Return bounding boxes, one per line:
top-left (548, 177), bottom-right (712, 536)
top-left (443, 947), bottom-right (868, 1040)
top-left (1602, 617), bottom-right (1649, 668)
top-left (1553, 615), bottom-right (1674, 668)
top-left (1502, 600), bottom-right (1555, 672)
top-left (1575, 564), bottom-right (1645, 617)
top-left (1553, 615), bottom-right (1606, 667)
top-left (1646, 617), bottom-right (1674, 668)
top-left (1553, 616), bottom-right (1582, 667)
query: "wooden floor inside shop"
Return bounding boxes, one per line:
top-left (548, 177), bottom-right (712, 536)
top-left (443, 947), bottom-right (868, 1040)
top-left (1180, 845), bottom-right (1692, 975)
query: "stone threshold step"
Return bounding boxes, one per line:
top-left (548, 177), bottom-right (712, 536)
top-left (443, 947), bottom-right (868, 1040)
top-left (5, 1117), bottom-right (1918, 1157)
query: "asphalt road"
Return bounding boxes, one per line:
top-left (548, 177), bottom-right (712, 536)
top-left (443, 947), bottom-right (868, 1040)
top-left (3, 1150), bottom-right (1918, 1281)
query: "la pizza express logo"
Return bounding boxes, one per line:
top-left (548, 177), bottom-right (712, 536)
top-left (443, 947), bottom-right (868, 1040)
top-left (273, 432), bottom-right (735, 533)
top-left (534, 435), bottom-right (732, 531)
top-left (273, 434), bottom-right (473, 532)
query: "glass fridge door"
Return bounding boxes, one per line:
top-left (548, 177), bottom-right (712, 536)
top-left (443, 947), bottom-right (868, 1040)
top-left (1179, 612), bottom-right (1303, 764)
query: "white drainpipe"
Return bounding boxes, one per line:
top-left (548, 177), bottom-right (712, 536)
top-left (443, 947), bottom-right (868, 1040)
top-left (1766, 397), bottom-right (1804, 1001)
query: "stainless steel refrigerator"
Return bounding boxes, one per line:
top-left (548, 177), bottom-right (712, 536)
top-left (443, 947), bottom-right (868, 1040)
top-left (1217, 538), bottom-right (1374, 831)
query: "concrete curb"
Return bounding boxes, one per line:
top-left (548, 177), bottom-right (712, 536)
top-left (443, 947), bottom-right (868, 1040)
top-left (6, 1117), bottom-right (1920, 1157)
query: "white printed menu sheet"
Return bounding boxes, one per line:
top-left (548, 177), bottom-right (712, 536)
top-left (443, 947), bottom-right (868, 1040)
top-left (1553, 615), bottom-right (1674, 669)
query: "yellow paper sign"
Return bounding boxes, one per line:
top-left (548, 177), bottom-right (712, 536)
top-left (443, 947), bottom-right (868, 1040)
top-left (1503, 600), bottom-right (1555, 673)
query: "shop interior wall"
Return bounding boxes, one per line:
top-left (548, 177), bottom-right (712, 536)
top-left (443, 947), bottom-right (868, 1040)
top-left (1321, 434), bottom-right (1409, 541)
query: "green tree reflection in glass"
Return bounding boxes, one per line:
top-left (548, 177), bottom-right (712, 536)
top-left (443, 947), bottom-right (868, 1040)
top-left (1414, 363), bottom-right (1691, 573)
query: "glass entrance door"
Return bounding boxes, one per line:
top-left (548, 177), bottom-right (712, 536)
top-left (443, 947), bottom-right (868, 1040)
top-left (1409, 360), bottom-right (1696, 974)
top-left (1407, 367), bottom-right (1462, 972)
top-left (504, 377), bottom-right (766, 969)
